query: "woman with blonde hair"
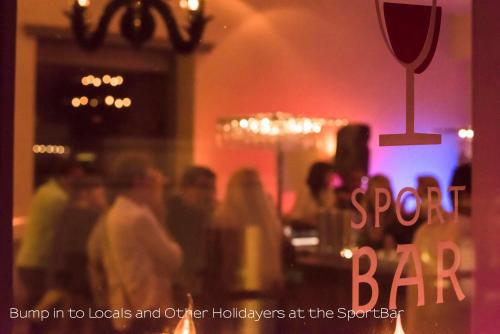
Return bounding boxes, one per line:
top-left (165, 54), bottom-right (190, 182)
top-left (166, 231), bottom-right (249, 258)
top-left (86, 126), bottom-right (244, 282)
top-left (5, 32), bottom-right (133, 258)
top-left (213, 168), bottom-right (283, 294)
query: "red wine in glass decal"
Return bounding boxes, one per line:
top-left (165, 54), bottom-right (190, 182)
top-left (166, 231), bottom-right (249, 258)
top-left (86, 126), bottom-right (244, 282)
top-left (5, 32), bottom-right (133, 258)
top-left (375, 0), bottom-right (442, 146)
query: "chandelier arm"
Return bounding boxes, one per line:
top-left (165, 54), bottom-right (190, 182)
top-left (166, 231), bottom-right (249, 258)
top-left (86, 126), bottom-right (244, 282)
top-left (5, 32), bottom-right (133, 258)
top-left (148, 0), bottom-right (210, 53)
top-left (70, 0), bottom-right (129, 51)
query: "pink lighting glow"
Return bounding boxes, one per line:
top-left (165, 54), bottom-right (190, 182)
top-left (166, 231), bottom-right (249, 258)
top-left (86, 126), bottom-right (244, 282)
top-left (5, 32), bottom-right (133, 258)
top-left (194, 1), bottom-right (470, 205)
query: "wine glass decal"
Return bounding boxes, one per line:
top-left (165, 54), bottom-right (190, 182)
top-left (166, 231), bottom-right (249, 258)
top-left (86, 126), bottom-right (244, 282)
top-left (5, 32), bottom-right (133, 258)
top-left (375, 0), bottom-right (442, 146)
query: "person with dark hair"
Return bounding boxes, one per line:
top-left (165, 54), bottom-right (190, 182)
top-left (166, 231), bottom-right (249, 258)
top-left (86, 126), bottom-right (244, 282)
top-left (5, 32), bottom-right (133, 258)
top-left (450, 163), bottom-right (472, 216)
top-left (333, 124), bottom-right (370, 209)
top-left (180, 166), bottom-right (216, 190)
top-left (88, 154), bottom-right (182, 334)
top-left (307, 162), bottom-right (336, 201)
top-left (406, 175), bottom-right (445, 244)
top-left (166, 166), bottom-right (216, 300)
top-left (358, 174), bottom-right (398, 250)
top-left (288, 161), bottom-right (336, 225)
top-left (51, 176), bottom-right (107, 299)
top-left (16, 157), bottom-right (83, 334)
top-left (32, 176), bottom-right (107, 333)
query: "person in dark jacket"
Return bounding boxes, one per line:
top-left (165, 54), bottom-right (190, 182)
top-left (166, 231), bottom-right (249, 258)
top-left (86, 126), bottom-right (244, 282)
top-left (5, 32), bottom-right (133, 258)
top-left (166, 166), bottom-right (216, 299)
top-left (51, 175), bottom-right (107, 300)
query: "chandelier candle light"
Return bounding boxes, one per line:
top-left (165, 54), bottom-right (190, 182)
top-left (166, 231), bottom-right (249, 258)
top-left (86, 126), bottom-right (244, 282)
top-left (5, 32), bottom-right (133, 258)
top-left (217, 112), bottom-right (348, 215)
top-left (69, 0), bottom-right (211, 52)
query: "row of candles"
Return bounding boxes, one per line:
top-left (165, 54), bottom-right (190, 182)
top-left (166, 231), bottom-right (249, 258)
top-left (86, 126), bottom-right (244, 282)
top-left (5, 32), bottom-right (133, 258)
top-left (167, 295), bottom-right (405, 334)
top-left (77, 0), bottom-right (201, 12)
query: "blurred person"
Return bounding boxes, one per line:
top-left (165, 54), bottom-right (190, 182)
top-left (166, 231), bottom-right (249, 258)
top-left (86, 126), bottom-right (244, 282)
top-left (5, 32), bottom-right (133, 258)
top-left (401, 175), bottom-right (446, 244)
top-left (166, 166), bottom-right (216, 298)
top-left (332, 124), bottom-right (370, 209)
top-left (358, 175), bottom-right (398, 250)
top-left (50, 176), bottom-right (107, 303)
top-left (33, 176), bottom-right (107, 333)
top-left (417, 175), bottom-right (446, 219)
top-left (450, 164), bottom-right (472, 217)
top-left (15, 157), bottom-right (83, 334)
top-left (335, 167), bottom-right (366, 210)
top-left (288, 161), bottom-right (337, 225)
top-left (88, 154), bottom-right (182, 334)
top-left (86, 215), bottom-right (114, 333)
top-left (407, 165), bottom-right (473, 333)
top-left (213, 169), bottom-right (283, 294)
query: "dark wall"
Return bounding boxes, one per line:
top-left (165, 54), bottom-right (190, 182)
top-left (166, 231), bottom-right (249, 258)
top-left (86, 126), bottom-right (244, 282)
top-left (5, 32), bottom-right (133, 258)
top-left (0, 0), bottom-right (16, 333)
top-left (472, 2), bottom-right (500, 333)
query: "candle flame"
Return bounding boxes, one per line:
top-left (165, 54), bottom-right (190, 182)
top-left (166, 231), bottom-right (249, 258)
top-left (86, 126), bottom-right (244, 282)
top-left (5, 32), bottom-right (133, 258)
top-left (179, 0), bottom-right (200, 11)
top-left (77, 0), bottom-right (90, 8)
top-left (340, 248), bottom-right (353, 259)
top-left (394, 314), bottom-right (405, 334)
top-left (173, 294), bottom-right (196, 334)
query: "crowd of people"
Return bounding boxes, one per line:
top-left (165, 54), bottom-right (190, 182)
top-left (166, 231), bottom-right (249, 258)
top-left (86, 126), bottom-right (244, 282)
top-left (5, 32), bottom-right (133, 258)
top-left (15, 154), bottom-right (284, 334)
top-left (14, 153), bottom-right (472, 334)
top-left (289, 160), bottom-right (472, 254)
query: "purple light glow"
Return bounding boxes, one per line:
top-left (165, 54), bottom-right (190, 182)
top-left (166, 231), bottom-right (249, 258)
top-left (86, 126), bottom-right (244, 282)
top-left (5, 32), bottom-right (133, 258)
top-left (370, 132), bottom-right (460, 212)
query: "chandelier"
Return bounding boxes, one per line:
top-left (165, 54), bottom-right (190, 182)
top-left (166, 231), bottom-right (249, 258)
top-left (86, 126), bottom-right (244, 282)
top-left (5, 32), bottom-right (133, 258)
top-left (69, 0), bottom-right (211, 52)
top-left (216, 112), bottom-right (348, 215)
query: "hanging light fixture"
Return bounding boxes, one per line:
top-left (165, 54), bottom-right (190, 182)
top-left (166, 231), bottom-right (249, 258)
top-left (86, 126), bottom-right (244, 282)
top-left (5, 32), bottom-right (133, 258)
top-left (216, 111), bottom-right (349, 215)
top-left (216, 112), bottom-right (348, 146)
top-left (68, 0), bottom-right (211, 52)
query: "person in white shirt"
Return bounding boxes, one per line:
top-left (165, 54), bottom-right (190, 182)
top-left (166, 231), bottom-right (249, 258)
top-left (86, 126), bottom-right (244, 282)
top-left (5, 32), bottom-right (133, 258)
top-left (88, 154), bottom-right (182, 334)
